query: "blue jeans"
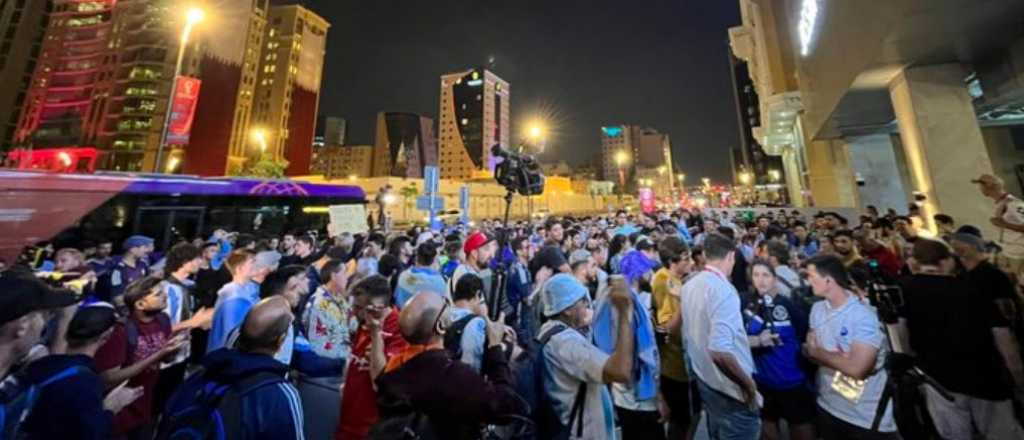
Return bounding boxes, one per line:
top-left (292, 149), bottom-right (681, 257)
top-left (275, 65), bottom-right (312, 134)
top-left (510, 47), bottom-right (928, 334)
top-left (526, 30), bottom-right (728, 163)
top-left (697, 379), bottom-right (761, 440)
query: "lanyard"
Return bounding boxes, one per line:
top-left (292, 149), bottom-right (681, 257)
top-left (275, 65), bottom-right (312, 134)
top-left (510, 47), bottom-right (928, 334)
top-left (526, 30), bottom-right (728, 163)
top-left (703, 267), bottom-right (728, 283)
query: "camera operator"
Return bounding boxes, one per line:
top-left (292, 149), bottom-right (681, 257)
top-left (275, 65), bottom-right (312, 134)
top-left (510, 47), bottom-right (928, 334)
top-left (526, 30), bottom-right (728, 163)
top-left (896, 238), bottom-right (1024, 439)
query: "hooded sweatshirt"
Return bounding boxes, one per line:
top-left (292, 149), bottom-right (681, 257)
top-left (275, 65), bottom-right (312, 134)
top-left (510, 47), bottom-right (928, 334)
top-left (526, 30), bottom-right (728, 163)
top-left (163, 349), bottom-right (305, 440)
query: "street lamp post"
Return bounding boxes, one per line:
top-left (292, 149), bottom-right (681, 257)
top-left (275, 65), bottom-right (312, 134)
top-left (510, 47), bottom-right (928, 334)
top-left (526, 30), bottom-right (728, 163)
top-left (155, 7), bottom-right (204, 173)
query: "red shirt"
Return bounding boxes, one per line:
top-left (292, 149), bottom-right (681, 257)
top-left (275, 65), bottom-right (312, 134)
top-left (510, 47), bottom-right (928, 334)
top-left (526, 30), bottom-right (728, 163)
top-left (335, 308), bottom-right (407, 440)
top-left (865, 245), bottom-right (901, 278)
top-left (95, 317), bottom-right (170, 434)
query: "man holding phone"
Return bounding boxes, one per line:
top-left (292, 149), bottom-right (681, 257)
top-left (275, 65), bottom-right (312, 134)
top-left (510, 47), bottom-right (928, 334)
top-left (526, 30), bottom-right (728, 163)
top-left (336, 275), bottom-right (408, 440)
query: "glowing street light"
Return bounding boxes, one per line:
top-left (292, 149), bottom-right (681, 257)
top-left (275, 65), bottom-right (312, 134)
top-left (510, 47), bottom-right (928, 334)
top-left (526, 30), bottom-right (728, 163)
top-left (614, 150), bottom-right (629, 166)
top-left (702, 177), bottom-right (711, 186)
top-left (768, 169), bottom-right (781, 182)
top-left (155, 6), bottom-right (205, 172)
top-left (250, 128), bottom-right (268, 153)
top-left (739, 170), bottom-right (753, 185)
top-left (677, 173), bottom-right (686, 184)
top-left (166, 156), bottom-right (180, 172)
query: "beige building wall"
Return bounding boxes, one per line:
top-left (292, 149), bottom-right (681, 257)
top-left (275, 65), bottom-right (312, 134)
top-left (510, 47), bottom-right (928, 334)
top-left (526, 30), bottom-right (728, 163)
top-left (312, 144), bottom-right (372, 179)
top-left (804, 135), bottom-right (858, 208)
top-left (297, 175), bottom-right (622, 224)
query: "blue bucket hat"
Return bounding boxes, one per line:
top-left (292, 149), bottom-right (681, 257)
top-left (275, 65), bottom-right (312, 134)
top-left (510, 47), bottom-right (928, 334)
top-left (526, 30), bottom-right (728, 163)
top-left (123, 235), bottom-right (154, 251)
top-left (542, 273), bottom-right (589, 317)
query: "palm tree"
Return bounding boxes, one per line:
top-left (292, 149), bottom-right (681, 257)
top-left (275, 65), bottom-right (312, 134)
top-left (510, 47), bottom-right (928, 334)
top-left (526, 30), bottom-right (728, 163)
top-left (399, 183), bottom-right (418, 221)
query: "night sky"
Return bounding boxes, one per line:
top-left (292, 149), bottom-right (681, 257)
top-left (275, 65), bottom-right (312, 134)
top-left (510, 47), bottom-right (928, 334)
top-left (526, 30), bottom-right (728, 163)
top-left (305, 0), bottom-right (741, 182)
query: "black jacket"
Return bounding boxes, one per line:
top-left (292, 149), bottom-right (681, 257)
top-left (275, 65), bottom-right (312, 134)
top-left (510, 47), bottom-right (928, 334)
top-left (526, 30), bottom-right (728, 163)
top-left (19, 354), bottom-right (112, 440)
top-left (376, 346), bottom-right (528, 440)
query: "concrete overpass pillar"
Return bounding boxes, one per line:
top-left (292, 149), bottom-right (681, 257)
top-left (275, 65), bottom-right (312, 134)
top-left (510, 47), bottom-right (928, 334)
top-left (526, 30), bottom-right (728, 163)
top-left (846, 133), bottom-right (909, 213)
top-left (804, 134), bottom-right (859, 208)
top-left (889, 64), bottom-right (996, 235)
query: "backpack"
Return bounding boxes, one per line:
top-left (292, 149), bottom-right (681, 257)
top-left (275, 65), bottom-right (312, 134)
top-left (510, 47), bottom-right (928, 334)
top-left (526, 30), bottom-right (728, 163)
top-left (511, 324), bottom-right (586, 440)
top-left (154, 369), bottom-right (285, 440)
top-left (442, 315), bottom-right (484, 361)
top-left (1, 365), bottom-right (86, 440)
top-left (368, 402), bottom-right (439, 440)
top-left (776, 271), bottom-right (818, 314)
top-left (125, 313), bottom-right (173, 361)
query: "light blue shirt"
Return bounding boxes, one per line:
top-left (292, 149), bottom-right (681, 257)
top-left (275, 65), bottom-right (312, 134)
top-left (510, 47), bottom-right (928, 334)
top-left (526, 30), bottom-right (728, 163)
top-left (395, 267), bottom-right (448, 309)
top-left (449, 307), bottom-right (487, 373)
top-left (810, 295), bottom-right (895, 432)
top-left (540, 321), bottom-right (617, 440)
top-left (207, 281), bottom-right (260, 354)
top-left (680, 267), bottom-right (756, 402)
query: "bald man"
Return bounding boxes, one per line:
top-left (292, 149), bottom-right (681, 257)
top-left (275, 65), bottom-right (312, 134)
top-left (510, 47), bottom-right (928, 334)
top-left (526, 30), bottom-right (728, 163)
top-left (374, 292), bottom-right (527, 439)
top-left (159, 297), bottom-right (306, 440)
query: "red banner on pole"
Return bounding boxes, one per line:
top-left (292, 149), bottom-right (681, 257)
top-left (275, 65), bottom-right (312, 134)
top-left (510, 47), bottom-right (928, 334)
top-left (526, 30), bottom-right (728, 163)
top-left (639, 188), bottom-right (656, 214)
top-left (167, 76), bottom-right (202, 145)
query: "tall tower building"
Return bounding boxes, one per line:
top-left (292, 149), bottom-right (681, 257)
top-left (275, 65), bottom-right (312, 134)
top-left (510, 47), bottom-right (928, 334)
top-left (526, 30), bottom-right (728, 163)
top-left (0, 0), bottom-right (49, 153)
top-left (13, 0), bottom-right (203, 172)
top-left (438, 68), bottom-right (509, 180)
top-left (186, 0), bottom-right (269, 176)
top-left (252, 3), bottom-right (328, 176)
top-left (372, 112), bottom-right (436, 178)
top-left (15, 0), bottom-right (119, 155)
top-left (601, 125), bottom-right (673, 190)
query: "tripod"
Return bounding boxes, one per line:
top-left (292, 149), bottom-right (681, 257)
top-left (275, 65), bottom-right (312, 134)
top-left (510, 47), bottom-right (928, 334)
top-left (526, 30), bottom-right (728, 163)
top-left (869, 280), bottom-right (954, 437)
top-left (486, 190), bottom-right (515, 322)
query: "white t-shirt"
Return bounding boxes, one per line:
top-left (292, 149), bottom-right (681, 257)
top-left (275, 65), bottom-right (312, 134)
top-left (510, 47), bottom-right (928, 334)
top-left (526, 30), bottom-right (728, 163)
top-left (996, 194), bottom-right (1024, 258)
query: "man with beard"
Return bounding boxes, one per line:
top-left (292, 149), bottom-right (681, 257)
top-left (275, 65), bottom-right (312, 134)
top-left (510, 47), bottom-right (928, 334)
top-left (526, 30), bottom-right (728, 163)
top-left (569, 250), bottom-right (599, 299)
top-left (829, 229), bottom-right (865, 270)
top-left (95, 277), bottom-right (189, 439)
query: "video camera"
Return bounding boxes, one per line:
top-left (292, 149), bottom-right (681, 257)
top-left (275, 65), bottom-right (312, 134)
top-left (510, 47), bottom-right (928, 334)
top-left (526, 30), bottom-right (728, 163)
top-left (864, 259), bottom-right (904, 325)
top-left (491, 144), bottom-right (544, 196)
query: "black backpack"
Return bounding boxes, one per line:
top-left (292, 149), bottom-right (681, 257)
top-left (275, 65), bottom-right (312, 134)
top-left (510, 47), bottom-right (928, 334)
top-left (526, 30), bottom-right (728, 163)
top-left (776, 271), bottom-right (818, 314)
top-left (368, 401), bottom-right (439, 440)
top-left (510, 324), bottom-right (586, 440)
top-left (443, 315), bottom-right (485, 360)
top-left (154, 369), bottom-right (285, 440)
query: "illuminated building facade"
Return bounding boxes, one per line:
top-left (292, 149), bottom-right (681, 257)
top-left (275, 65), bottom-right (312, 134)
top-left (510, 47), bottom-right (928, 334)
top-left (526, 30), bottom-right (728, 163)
top-left (251, 3), bottom-right (328, 176)
top-left (311, 144), bottom-right (372, 179)
top-left (0, 0), bottom-right (49, 153)
top-left (13, 0), bottom-right (204, 172)
top-left (438, 68), bottom-right (509, 180)
top-left (186, 0), bottom-right (269, 176)
top-left (730, 0), bottom-right (1024, 236)
top-left (601, 125), bottom-right (673, 193)
top-left (16, 0), bottom-right (119, 160)
top-left (372, 112), bottom-right (436, 178)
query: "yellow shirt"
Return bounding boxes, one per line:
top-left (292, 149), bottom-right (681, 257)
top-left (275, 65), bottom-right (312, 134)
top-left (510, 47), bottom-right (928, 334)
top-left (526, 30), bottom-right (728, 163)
top-left (652, 268), bottom-right (688, 382)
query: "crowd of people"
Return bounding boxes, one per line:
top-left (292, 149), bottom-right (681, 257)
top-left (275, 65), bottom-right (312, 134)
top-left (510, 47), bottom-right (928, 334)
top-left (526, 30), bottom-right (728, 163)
top-left (2, 173), bottom-right (1024, 440)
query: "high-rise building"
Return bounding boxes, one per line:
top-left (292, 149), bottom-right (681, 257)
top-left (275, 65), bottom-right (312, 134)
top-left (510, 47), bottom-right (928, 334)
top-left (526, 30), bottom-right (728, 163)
top-left (312, 144), bottom-right (372, 179)
top-left (15, 0), bottom-right (120, 158)
top-left (601, 125), bottom-right (673, 190)
top-left (372, 112), bottom-right (436, 178)
top-left (314, 115), bottom-right (346, 148)
top-left (252, 3), bottom-right (328, 176)
top-left (438, 68), bottom-right (509, 180)
top-left (0, 0), bottom-right (49, 153)
top-left (186, 0), bottom-right (269, 176)
top-left (13, 0), bottom-right (206, 172)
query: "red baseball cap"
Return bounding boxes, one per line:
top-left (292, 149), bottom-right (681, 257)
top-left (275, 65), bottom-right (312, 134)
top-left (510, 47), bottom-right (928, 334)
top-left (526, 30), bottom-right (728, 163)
top-left (463, 232), bottom-right (495, 255)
